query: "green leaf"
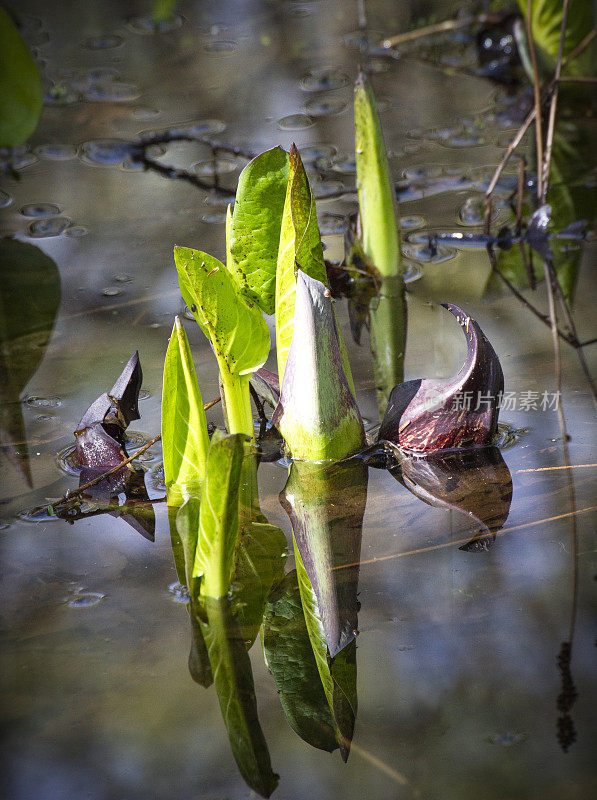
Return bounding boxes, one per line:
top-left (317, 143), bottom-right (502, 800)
top-left (193, 430), bottom-right (246, 598)
top-left (272, 271), bottom-right (365, 461)
top-left (0, 9), bottom-right (43, 147)
top-left (174, 246), bottom-right (270, 437)
top-left (516, 0), bottom-right (595, 76)
top-left (161, 316), bottom-right (210, 494)
top-left (201, 595), bottom-right (278, 798)
top-left (230, 147), bottom-right (290, 314)
top-left (275, 144), bottom-right (328, 383)
top-left (294, 540), bottom-right (357, 761)
top-left (354, 72), bottom-right (402, 278)
top-left (262, 570), bottom-right (338, 753)
top-left (152, 0), bottom-right (178, 23)
top-left (0, 239), bottom-right (60, 484)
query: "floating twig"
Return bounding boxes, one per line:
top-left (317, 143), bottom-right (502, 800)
top-left (379, 13), bottom-right (502, 49)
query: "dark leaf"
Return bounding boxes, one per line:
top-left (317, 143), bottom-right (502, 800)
top-left (378, 304), bottom-right (503, 452)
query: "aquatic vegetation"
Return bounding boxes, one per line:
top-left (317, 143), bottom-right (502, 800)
top-left (0, 8), bottom-right (42, 147)
top-left (378, 304), bottom-right (503, 452)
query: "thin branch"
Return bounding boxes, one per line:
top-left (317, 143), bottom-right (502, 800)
top-left (542, 0), bottom-right (569, 203)
top-left (561, 27), bottom-right (596, 68)
top-left (50, 397), bottom-right (221, 509)
top-left (517, 464), bottom-right (597, 473)
top-left (526, 0), bottom-right (544, 200)
top-left (380, 13), bottom-right (502, 49)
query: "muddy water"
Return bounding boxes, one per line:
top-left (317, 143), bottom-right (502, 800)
top-left (1, 1), bottom-right (596, 799)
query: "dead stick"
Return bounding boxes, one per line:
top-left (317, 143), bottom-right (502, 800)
top-left (517, 464), bottom-right (597, 474)
top-left (542, 0), bottom-right (569, 202)
top-left (380, 13), bottom-right (500, 49)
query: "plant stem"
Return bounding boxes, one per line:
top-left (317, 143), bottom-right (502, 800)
top-left (220, 370), bottom-right (255, 441)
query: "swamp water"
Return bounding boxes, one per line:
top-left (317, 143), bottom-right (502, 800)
top-left (0, 1), bottom-right (595, 798)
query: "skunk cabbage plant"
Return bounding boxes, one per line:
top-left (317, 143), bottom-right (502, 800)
top-left (272, 271), bottom-right (365, 462)
top-left (379, 303), bottom-right (503, 452)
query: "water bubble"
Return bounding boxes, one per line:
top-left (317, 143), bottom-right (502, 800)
top-left (79, 139), bottom-right (131, 166)
top-left (34, 144), bottom-right (77, 161)
top-left (277, 114), bottom-right (314, 131)
top-left (400, 215), bottom-right (426, 230)
top-left (403, 262), bottom-right (423, 283)
top-left (203, 39), bottom-right (237, 54)
top-left (68, 591), bottom-right (106, 608)
top-left (300, 68), bottom-right (349, 92)
top-left (64, 226), bottom-right (89, 238)
top-left (146, 119), bottom-right (226, 137)
top-left (26, 395), bottom-right (62, 409)
top-left (81, 35), bottom-right (123, 50)
top-left (168, 582), bottom-right (190, 604)
top-left (331, 155), bottom-right (356, 174)
top-left (486, 732), bottom-right (528, 747)
top-left (0, 189), bottom-right (12, 208)
top-left (20, 202), bottom-right (62, 218)
top-left (458, 196), bottom-right (486, 226)
top-left (139, 389), bottom-right (151, 400)
top-left (444, 131), bottom-right (485, 148)
top-left (312, 179), bottom-right (344, 199)
top-left (128, 14), bottom-right (184, 34)
top-left (147, 463), bottom-right (166, 492)
top-left (202, 212), bottom-right (227, 224)
top-left (113, 273), bottom-right (133, 283)
top-left (27, 217), bottom-right (71, 238)
top-left (102, 287), bottom-right (122, 297)
top-left (132, 107), bottom-right (161, 119)
top-left (299, 144), bottom-right (337, 165)
top-left (305, 96), bottom-right (348, 117)
top-left (402, 240), bottom-right (457, 263)
top-left (403, 164), bottom-right (443, 181)
top-left (83, 82), bottom-right (141, 102)
top-left (192, 154), bottom-right (245, 177)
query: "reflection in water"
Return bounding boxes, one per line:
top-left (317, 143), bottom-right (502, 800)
top-left (0, 239), bottom-right (60, 485)
top-left (390, 445), bottom-right (512, 551)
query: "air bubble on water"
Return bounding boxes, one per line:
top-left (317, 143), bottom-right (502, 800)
top-left (34, 144), bottom-right (77, 160)
top-left (444, 131), bottom-right (485, 148)
top-left (403, 164), bottom-right (443, 181)
top-left (203, 39), bottom-right (237, 54)
top-left (132, 107), bottom-right (161, 119)
top-left (102, 287), bottom-right (122, 297)
top-left (458, 195), bottom-right (499, 226)
top-left (192, 154), bottom-right (245, 177)
top-left (79, 139), bottom-right (131, 166)
top-left (43, 84), bottom-right (79, 106)
top-left (168, 582), bottom-right (190, 604)
top-left (139, 389), bottom-right (151, 400)
top-left (403, 262), bottom-right (423, 283)
top-left (299, 144), bottom-right (337, 165)
top-left (127, 14), bottom-right (184, 34)
top-left (300, 68), bottom-right (349, 92)
top-left (83, 82), bottom-right (141, 103)
top-left (20, 202), bottom-right (61, 218)
top-left (277, 114), bottom-right (314, 131)
top-left (81, 35), bottom-right (123, 50)
top-left (317, 213), bottom-right (346, 235)
top-left (312, 179), bottom-right (344, 199)
top-left (402, 240), bottom-right (457, 263)
top-left (27, 217), bottom-right (71, 238)
top-left (26, 395), bottom-right (62, 409)
top-left (331, 155), bottom-right (356, 174)
top-left (64, 226), bottom-right (89, 238)
top-left (305, 96), bottom-right (348, 117)
top-left (114, 273), bottom-right (133, 283)
top-left (56, 444), bottom-right (80, 476)
top-left (143, 119), bottom-right (226, 138)
top-left (68, 591), bottom-right (106, 608)
top-left (0, 189), bottom-right (12, 208)
top-left (400, 215), bottom-right (426, 230)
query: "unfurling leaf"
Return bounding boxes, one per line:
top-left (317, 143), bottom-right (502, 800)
top-left (0, 9), bottom-right (43, 147)
top-left (378, 304), bottom-right (503, 452)
top-left (75, 351), bottom-right (142, 468)
top-left (229, 147), bottom-right (290, 313)
top-left (272, 271), bottom-right (365, 462)
top-left (275, 144), bottom-right (328, 383)
top-left (354, 71), bottom-right (401, 278)
top-left (161, 316), bottom-right (210, 496)
top-left (193, 430), bottom-right (246, 598)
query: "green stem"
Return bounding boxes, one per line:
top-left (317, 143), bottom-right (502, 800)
top-left (220, 369), bottom-right (255, 441)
